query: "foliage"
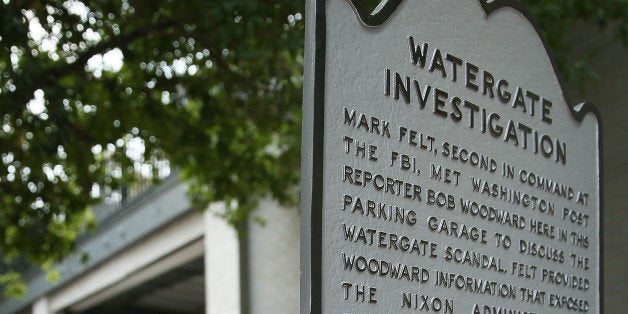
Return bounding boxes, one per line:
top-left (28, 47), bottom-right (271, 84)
top-left (0, 0), bottom-right (303, 297)
top-left (0, 0), bottom-right (624, 298)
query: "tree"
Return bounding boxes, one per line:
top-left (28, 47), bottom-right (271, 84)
top-left (0, 0), bottom-right (304, 296)
top-left (0, 0), bottom-right (624, 297)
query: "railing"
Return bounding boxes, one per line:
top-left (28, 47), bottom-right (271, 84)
top-left (90, 169), bottom-right (177, 226)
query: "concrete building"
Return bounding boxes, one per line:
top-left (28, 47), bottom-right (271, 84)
top-left (0, 175), bottom-right (300, 313)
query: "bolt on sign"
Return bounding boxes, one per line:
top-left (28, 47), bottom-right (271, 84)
top-left (301, 0), bottom-right (602, 313)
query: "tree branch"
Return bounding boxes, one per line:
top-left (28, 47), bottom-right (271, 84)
top-left (48, 20), bottom-right (177, 82)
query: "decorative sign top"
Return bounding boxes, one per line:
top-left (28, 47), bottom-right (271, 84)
top-left (301, 0), bottom-right (602, 313)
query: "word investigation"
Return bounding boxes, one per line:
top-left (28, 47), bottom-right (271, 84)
top-left (384, 68), bottom-right (566, 165)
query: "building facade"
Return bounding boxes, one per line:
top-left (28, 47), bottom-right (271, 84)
top-left (0, 175), bottom-right (300, 313)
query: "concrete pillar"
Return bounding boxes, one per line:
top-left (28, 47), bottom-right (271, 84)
top-left (246, 199), bottom-right (300, 314)
top-left (205, 205), bottom-right (240, 314)
top-left (32, 297), bottom-right (51, 314)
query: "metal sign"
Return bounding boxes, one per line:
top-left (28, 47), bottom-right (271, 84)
top-left (301, 0), bottom-right (602, 313)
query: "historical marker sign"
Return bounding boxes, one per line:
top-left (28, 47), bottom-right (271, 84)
top-left (301, 0), bottom-right (602, 313)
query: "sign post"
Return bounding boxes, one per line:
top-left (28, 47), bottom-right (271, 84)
top-left (302, 0), bottom-right (602, 312)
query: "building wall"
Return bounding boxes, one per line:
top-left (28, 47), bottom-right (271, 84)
top-left (567, 25), bottom-right (628, 312)
top-left (245, 199), bottom-right (301, 314)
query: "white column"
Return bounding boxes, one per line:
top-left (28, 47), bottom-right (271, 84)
top-left (32, 297), bottom-right (51, 314)
top-left (205, 204), bottom-right (240, 314)
top-left (246, 199), bottom-right (300, 314)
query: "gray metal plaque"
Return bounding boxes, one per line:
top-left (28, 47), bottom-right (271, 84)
top-left (301, 0), bottom-right (602, 313)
